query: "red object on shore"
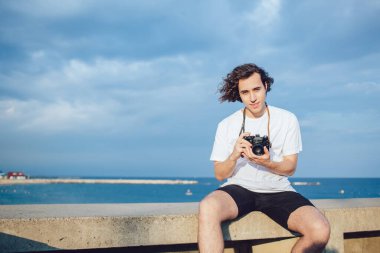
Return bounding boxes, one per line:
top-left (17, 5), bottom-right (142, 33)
top-left (7, 172), bottom-right (27, 180)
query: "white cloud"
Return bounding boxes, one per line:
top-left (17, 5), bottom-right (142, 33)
top-left (0, 98), bottom-right (141, 134)
top-left (344, 81), bottom-right (380, 94)
top-left (31, 55), bottom-right (206, 92)
top-left (299, 110), bottom-right (380, 135)
top-left (245, 0), bottom-right (282, 28)
top-left (275, 51), bottom-right (380, 92)
top-left (0, 55), bottom-right (212, 135)
top-left (5, 0), bottom-right (87, 18)
top-left (30, 50), bottom-right (46, 60)
top-left (1, 0), bottom-right (379, 177)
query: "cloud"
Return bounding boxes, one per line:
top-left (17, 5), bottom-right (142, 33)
top-left (273, 51), bottom-right (380, 93)
top-left (0, 0), bottom-right (379, 177)
top-left (0, 55), bottom-right (214, 135)
top-left (245, 0), bottom-right (282, 28)
top-left (0, 1), bottom-right (241, 62)
top-left (0, 99), bottom-right (125, 134)
top-left (344, 81), bottom-right (380, 94)
top-left (299, 110), bottom-right (380, 136)
top-left (3, 0), bottom-right (87, 18)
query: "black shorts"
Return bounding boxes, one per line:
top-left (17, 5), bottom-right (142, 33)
top-left (217, 184), bottom-right (314, 230)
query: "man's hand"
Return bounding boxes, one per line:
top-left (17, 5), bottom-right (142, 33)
top-left (230, 132), bottom-right (252, 161)
top-left (242, 146), bottom-right (271, 167)
top-left (243, 146), bottom-right (297, 176)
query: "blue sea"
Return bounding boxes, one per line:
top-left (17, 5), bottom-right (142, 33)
top-left (1, 177), bottom-right (379, 205)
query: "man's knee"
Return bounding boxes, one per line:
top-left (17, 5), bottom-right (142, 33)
top-left (307, 216), bottom-right (331, 245)
top-left (198, 191), bottom-right (238, 223)
top-left (198, 196), bottom-right (221, 222)
top-left (289, 206), bottom-right (331, 246)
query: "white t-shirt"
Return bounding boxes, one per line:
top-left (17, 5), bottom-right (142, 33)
top-left (210, 105), bottom-right (302, 193)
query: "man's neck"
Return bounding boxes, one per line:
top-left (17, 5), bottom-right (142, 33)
top-left (244, 105), bottom-right (267, 119)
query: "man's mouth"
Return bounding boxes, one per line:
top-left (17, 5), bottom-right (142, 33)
top-left (250, 102), bottom-right (260, 109)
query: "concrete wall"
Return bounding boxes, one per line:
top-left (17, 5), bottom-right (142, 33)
top-left (0, 198), bottom-right (379, 253)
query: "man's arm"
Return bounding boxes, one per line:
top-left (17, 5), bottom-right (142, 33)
top-left (242, 147), bottom-right (298, 176)
top-left (214, 156), bottom-right (237, 181)
top-left (262, 152), bottom-right (298, 176)
top-left (214, 132), bottom-right (252, 181)
top-left (214, 132), bottom-right (299, 179)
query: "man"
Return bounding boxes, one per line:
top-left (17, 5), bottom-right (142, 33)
top-left (198, 63), bottom-right (330, 253)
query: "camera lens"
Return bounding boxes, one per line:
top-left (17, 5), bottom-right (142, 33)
top-left (253, 145), bottom-right (264, 156)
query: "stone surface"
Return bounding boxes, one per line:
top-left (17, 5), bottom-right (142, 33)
top-left (345, 237), bottom-right (380, 253)
top-left (0, 198), bottom-right (379, 252)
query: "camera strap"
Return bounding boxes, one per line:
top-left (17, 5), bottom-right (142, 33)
top-left (239, 103), bottom-right (271, 142)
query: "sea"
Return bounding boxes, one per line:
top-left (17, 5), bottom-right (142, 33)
top-left (1, 177), bottom-right (380, 205)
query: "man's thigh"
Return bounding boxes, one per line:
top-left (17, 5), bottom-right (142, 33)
top-left (287, 205), bottom-right (329, 234)
top-left (258, 191), bottom-right (314, 230)
top-left (200, 190), bottom-right (239, 221)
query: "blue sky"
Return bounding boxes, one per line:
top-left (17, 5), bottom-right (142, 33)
top-left (0, 0), bottom-right (379, 178)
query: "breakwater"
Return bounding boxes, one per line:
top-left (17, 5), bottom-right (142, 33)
top-left (0, 178), bottom-right (198, 185)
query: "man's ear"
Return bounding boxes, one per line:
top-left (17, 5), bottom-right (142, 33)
top-left (264, 83), bottom-right (268, 91)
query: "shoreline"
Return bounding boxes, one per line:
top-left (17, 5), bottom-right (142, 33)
top-left (0, 178), bottom-right (198, 185)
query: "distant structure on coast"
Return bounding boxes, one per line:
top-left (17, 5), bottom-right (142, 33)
top-left (0, 171), bottom-right (28, 180)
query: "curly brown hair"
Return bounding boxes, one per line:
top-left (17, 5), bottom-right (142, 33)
top-left (218, 63), bottom-right (274, 102)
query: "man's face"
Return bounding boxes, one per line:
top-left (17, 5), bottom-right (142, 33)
top-left (238, 72), bottom-right (267, 118)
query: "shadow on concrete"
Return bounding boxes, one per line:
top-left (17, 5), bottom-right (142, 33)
top-left (344, 230), bottom-right (380, 239)
top-left (221, 218), bottom-right (299, 253)
top-left (0, 232), bottom-right (59, 252)
top-left (324, 248), bottom-right (339, 253)
top-left (40, 244), bottom-right (199, 253)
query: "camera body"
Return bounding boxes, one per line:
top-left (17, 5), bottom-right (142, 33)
top-left (243, 135), bottom-right (271, 156)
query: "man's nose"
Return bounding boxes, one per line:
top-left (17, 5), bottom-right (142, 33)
top-left (250, 92), bottom-right (256, 102)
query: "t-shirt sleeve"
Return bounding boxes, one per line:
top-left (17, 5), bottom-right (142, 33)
top-left (210, 122), bottom-right (230, 162)
top-left (282, 114), bottom-right (303, 156)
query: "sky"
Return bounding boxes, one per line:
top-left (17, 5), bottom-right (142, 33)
top-left (0, 0), bottom-right (379, 178)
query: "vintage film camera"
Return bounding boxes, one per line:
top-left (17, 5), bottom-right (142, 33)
top-left (243, 134), bottom-right (271, 156)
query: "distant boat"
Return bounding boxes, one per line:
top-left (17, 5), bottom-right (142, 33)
top-left (292, 181), bottom-right (321, 186)
top-left (185, 189), bottom-right (193, 196)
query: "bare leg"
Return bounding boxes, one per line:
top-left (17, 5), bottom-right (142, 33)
top-left (288, 206), bottom-right (331, 253)
top-left (198, 190), bottom-right (239, 253)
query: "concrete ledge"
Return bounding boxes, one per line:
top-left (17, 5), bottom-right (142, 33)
top-left (0, 198), bottom-right (379, 253)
